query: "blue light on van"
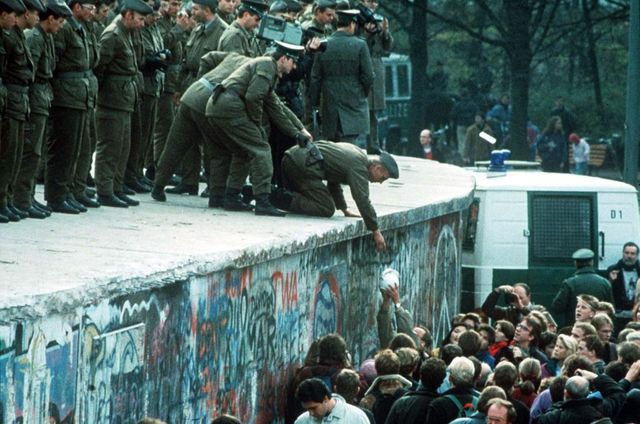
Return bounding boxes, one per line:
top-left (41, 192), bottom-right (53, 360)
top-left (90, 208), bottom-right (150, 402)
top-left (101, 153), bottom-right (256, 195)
top-left (489, 149), bottom-right (511, 172)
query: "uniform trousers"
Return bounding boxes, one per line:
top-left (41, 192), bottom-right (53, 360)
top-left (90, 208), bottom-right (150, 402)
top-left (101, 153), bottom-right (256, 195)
top-left (152, 93), bottom-right (175, 170)
top-left (0, 116), bottom-right (25, 209)
top-left (13, 113), bottom-right (47, 209)
top-left (71, 106), bottom-right (94, 198)
top-left (124, 102), bottom-right (143, 185)
top-left (95, 107), bottom-right (132, 196)
top-left (138, 94), bottom-right (158, 173)
top-left (46, 107), bottom-right (87, 203)
top-left (281, 154), bottom-right (335, 217)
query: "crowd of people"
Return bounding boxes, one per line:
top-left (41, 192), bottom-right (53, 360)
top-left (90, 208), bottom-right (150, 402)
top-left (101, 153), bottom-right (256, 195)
top-left (0, 0), bottom-right (398, 243)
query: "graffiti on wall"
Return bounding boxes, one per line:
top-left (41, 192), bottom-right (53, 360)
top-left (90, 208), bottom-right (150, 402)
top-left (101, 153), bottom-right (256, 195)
top-left (0, 212), bottom-right (463, 424)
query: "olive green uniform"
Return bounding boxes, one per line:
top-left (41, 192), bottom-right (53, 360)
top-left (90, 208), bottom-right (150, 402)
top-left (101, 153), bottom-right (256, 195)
top-left (73, 20), bottom-right (100, 200)
top-left (364, 26), bottom-right (392, 151)
top-left (218, 20), bottom-right (261, 58)
top-left (13, 25), bottom-right (54, 210)
top-left (152, 14), bottom-right (184, 170)
top-left (551, 266), bottom-right (614, 326)
top-left (47, 17), bottom-right (91, 205)
top-left (206, 56), bottom-right (305, 196)
top-left (124, 25), bottom-right (145, 187)
top-left (0, 26), bottom-right (33, 210)
top-left (94, 18), bottom-right (140, 196)
top-left (282, 141), bottom-right (379, 230)
top-left (177, 14), bottom-right (227, 188)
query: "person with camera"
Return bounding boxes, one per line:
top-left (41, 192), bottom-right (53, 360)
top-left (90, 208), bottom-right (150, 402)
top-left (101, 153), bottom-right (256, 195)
top-left (300, 0), bottom-right (335, 37)
top-left (481, 283), bottom-right (533, 326)
top-left (218, 0), bottom-right (267, 57)
top-left (309, 8), bottom-right (373, 143)
top-left (359, 0), bottom-right (391, 154)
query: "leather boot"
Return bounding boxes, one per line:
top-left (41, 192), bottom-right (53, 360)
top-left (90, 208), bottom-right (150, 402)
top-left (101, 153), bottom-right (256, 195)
top-left (151, 185), bottom-right (166, 202)
top-left (223, 189), bottom-right (253, 211)
top-left (115, 192), bottom-right (140, 206)
top-left (0, 206), bottom-right (20, 221)
top-left (126, 178), bottom-right (151, 193)
top-left (67, 196), bottom-right (88, 213)
top-left (48, 200), bottom-right (80, 214)
top-left (8, 204), bottom-right (28, 219)
top-left (270, 188), bottom-right (293, 210)
top-left (98, 194), bottom-right (128, 208)
top-left (76, 193), bottom-right (101, 208)
top-left (208, 194), bottom-right (224, 208)
top-left (254, 194), bottom-right (286, 217)
top-left (32, 198), bottom-right (52, 215)
top-left (18, 205), bottom-right (47, 219)
top-left (0, 212), bottom-right (8, 223)
top-left (166, 183), bottom-right (198, 195)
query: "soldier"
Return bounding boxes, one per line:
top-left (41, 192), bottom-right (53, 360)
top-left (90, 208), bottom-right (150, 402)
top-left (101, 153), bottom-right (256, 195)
top-left (46, 0), bottom-right (94, 214)
top-left (0, 0), bottom-right (26, 222)
top-left (217, 0), bottom-right (266, 58)
top-left (278, 141), bottom-right (398, 251)
top-left (93, 0), bottom-right (152, 207)
top-left (0, 0), bottom-right (43, 222)
top-left (216, 0), bottom-right (235, 24)
top-left (167, 0), bottom-right (227, 196)
top-left (309, 8), bottom-right (373, 143)
top-left (360, 0), bottom-right (391, 153)
top-left (300, 0), bottom-right (334, 37)
top-left (206, 41), bottom-right (311, 216)
top-left (13, 0), bottom-right (71, 220)
top-left (150, 0), bottom-right (188, 180)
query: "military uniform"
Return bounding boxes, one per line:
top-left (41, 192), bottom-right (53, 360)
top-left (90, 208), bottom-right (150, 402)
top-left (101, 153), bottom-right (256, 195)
top-left (309, 29), bottom-right (373, 142)
top-left (152, 13), bottom-right (184, 173)
top-left (13, 24), bottom-right (55, 212)
top-left (94, 16), bottom-right (143, 204)
top-left (175, 12), bottom-right (227, 191)
top-left (363, 24), bottom-right (392, 151)
top-left (47, 15), bottom-right (92, 210)
top-left (282, 141), bottom-right (379, 228)
top-left (0, 26), bottom-right (34, 214)
top-left (206, 55), bottom-right (306, 200)
top-left (300, 17), bottom-right (333, 38)
top-left (218, 20), bottom-right (260, 57)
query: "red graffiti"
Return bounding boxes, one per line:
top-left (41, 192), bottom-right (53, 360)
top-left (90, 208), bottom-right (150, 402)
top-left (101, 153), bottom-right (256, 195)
top-left (272, 271), bottom-right (299, 310)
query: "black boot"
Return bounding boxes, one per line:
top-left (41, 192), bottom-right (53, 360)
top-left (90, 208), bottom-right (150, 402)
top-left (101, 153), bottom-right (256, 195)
top-left (0, 212), bottom-right (8, 223)
top-left (8, 204), bottom-right (28, 219)
top-left (32, 198), bottom-right (52, 215)
top-left (270, 188), bottom-right (293, 210)
top-left (223, 189), bottom-right (254, 211)
top-left (18, 205), bottom-right (47, 219)
top-left (254, 194), bottom-right (286, 217)
top-left (165, 183), bottom-right (198, 195)
top-left (0, 206), bottom-right (20, 221)
top-left (208, 194), bottom-right (224, 208)
top-left (151, 185), bottom-right (166, 202)
top-left (115, 192), bottom-right (140, 206)
top-left (67, 196), bottom-right (88, 213)
top-left (98, 194), bottom-right (128, 208)
top-left (48, 200), bottom-right (80, 214)
top-left (76, 193), bottom-right (101, 208)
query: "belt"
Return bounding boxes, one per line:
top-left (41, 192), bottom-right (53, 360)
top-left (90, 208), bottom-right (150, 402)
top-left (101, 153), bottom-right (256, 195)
top-left (55, 70), bottom-right (93, 79)
top-left (198, 77), bottom-right (215, 91)
top-left (6, 83), bottom-right (29, 93)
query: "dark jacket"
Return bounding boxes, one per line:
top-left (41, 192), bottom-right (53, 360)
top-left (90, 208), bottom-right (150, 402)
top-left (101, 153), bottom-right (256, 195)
top-left (384, 388), bottom-right (439, 424)
top-left (481, 288), bottom-right (530, 326)
top-left (536, 375), bottom-right (626, 424)
top-left (425, 386), bottom-right (476, 424)
top-left (606, 259), bottom-right (640, 311)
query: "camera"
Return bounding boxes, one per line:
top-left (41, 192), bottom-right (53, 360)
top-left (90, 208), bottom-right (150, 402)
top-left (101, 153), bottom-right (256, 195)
top-left (355, 2), bottom-right (384, 28)
top-left (505, 292), bottom-right (517, 304)
top-left (257, 14), bottom-right (304, 45)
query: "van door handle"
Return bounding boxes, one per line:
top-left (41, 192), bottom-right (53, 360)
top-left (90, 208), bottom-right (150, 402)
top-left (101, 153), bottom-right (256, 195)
top-left (599, 231), bottom-right (605, 260)
top-left (523, 229), bottom-right (530, 237)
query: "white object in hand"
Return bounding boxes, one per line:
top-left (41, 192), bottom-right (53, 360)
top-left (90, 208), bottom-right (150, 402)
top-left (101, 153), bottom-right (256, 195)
top-left (379, 268), bottom-right (399, 292)
top-left (479, 131), bottom-right (496, 144)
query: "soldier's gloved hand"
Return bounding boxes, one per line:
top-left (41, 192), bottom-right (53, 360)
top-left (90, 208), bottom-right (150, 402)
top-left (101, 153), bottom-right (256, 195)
top-left (295, 132), bottom-right (311, 148)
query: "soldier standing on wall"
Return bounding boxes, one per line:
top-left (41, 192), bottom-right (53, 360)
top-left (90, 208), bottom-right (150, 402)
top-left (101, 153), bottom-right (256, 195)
top-left (309, 8), bottom-right (373, 144)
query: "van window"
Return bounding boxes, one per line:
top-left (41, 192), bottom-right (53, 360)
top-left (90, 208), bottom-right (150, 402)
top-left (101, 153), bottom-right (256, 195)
top-left (463, 199), bottom-right (480, 251)
top-left (529, 193), bottom-right (596, 264)
top-left (397, 64), bottom-right (410, 97)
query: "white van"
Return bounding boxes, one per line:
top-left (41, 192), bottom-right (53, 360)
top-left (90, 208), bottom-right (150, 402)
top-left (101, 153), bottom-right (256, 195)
top-left (461, 169), bottom-right (640, 316)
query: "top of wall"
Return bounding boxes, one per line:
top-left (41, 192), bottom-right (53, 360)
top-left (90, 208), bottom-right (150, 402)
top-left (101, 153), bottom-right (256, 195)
top-left (0, 157), bottom-right (475, 322)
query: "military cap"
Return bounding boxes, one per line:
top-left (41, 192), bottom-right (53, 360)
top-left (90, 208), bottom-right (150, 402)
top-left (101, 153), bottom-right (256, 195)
top-left (315, 0), bottom-right (336, 8)
top-left (379, 151), bottom-right (399, 179)
top-left (572, 248), bottom-right (595, 260)
top-left (274, 40), bottom-right (304, 58)
top-left (269, 0), bottom-right (301, 14)
top-left (67, 0), bottom-right (95, 6)
top-left (46, 0), bottom-right (72, 15)
top-left (23, 0), bottom-right (45, 12)
top-left (120, 0), bottom-right (153, 13)
top-left (239, 0), bottom-right (268, 15)
top-left (192, 0), bottom-right (217, 11)
top-left (0, 0), bottom-right (26, 12)
top-left (335, 7), bottom-right (359, 20)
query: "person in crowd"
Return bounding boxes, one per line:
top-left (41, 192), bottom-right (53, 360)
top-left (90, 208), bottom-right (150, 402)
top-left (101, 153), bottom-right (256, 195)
top-left (359, 349), bottom-right (411, 424)
top-left (385, 357), bottom-right (446, 424)
top-left (451, 92), bottom-right (478, 157)
top-left (441, 322), bottom-right (470, 349)
top-left (577, 334), bottom-right (606, 374)
top-left (376, 267), bottom-right (419, 348)
top-left (574, 294), bottom-right (599, 323)
top-left (542, 334), bottom-right (577, 378)
top-left (571, 322), bottom-right (597, 342)
top-left (482, 283), bottom-right (532, 326)
top-left (569, 132), bottom-right (589, 175)
top-left (552, 248), bottom-right (614, 326)
top-left (294, 377), bottom-right (369, 424)
top-left (540, 331), bottom-right (557, 359)
top-left (333, 368), bottom-right (375, 423)
top-left (489, 320), bottom-right (515, 358)
top-left (485, 94), bottom-right (510, 145)
top-left (218, 0), bottom-right (265, 58)
top-left (536, 115), bottom-right (566, 172)
top-left (492, 361), bottom-right (530, 424)
top-left (395, 347), bottom-right (420, 389)
top-left (511, 357), bottom-right (541, 408)
top-left (463, 112), bottom-right (493, 165)
top-left (592, 314), bottom-right (617, 363)
top-left (277, 141), bottom-right (398, 250)
top-left (485, 398), bottom-right (517, 424)
top-left (537, 371), bottom-right (625, 424)
top-left (512, 316), bottom-right (548, 365)
top-left (450, 385), bottom-right (507, 424)
top-left (425, 356), bottom-right (477, 423)
top-left (419, 128), bottom-right (433, 159)
top-left (309, 8), bottom-right (373, 143)
top-left (300, 0), bottom-right (334, 37)
top-left (607, 241), bottom-right (640, 316)
top-left (459, 329), bottom-right (495, 369)
top-left (216, 0), bottom-right (236, 24)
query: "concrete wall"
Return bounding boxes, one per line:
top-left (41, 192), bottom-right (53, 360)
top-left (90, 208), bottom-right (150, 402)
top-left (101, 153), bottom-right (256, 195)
top-left (0, 212), bottom-right (462, 424)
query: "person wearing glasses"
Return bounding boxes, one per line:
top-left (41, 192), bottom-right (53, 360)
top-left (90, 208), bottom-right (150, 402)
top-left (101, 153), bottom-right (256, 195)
top-left (607, 241), bottom-right (640, 318)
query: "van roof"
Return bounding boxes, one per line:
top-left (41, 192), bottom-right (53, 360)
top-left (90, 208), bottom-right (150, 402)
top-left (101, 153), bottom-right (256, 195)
top-left (472, 171), bottom-right (638, 193)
